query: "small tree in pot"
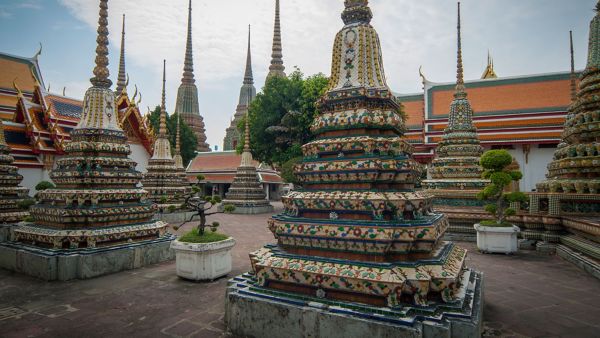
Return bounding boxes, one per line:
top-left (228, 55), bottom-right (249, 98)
top-left (477, 150), bottom-right (527, 226)
top-left (475, 150), bottom-right (527, 253)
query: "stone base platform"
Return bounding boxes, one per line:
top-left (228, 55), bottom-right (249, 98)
top-left (220, 204), bottom-right (274, 215)
top-left (0, 234), bottom-right (176, 281)
top-left (225, 270), bottom-right (484, 338)
top-left (0, 223), bottom-right (17, 242)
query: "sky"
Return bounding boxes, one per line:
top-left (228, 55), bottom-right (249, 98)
top-left (0, 0), bottom-right (595, 150)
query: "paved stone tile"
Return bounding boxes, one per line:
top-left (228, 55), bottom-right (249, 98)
top-left (1, 202), bottom-right (599, 337)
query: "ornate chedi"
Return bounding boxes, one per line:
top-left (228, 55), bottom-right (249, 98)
top-left (0, 0), bottom-right (174, 281)
top-left (224, 26), bottom-right (256, 151)
top-left (142, 61), bottom-right (189, 208)
top-left (226, 2), bottom-right (483, 335)
top-left (423, 3), bottom-right (489, 237)
top-left (175, 0), bottom-right (210, 152)
top-left (173, 114), bottom-right (188, 188)
top-left (0, 119), bottom-right (29, 225)
top-left (267, 0), bottom-right (286, 78)
top-left (526, 4), bottom-right (600, 268)
top-left (221, 113), bottom-right (273, 214)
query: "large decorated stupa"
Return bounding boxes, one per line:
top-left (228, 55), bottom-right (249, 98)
top-left (142, 61), bottom-right (189, 208)
top-left (226, 1), bottom-right (483, 336)
top-left (422, 3), bottom-right (489, 238)
top-left (0, 0), bottom-right (174, 281)
top-left (0, 118), bottom-right (29, 227)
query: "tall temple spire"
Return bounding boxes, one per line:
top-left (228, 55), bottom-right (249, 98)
top-left (159, 59), bottom-right (167, 137)
top-left (267, 0), bottom-right (285, 78)
top-left (115, 14), bottom-right (127, 94)
top-left (182, 0), bottom-right (195, 85)
top-left (175, 0), bottom-right (210, 152)
top-left (175, 113), bottom-right (181, 155)
top-left (90, 0), bottom-right (111, 88)
top-left (244, 25), bottom-right (254, 85)
top-left (570, 30), bottom-right (577, 103)
top-left (223, 25), bottom-right (257, 151)
top-left (455, 2), bottom-right (465, 96)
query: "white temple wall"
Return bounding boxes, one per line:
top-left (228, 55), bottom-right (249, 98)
top-left (483, 145), bottom-right (555, 193)
top-left (19, 167), bottom-right (50, 197)
top-left (129, 142), bottom-right (151, 173)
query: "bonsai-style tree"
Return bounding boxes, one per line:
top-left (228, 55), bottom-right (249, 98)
top-left (477, 150), bottom-right (527, 226)
top-left (174, 175), bottom-right (235, 235)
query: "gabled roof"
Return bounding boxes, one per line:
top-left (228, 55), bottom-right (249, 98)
top-left (186, 150), bottom-right (282, 184)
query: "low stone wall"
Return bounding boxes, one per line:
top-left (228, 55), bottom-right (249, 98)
top-left (0, 234), bottom-right (176, 281)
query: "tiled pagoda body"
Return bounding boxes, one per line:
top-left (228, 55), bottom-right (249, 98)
top-left (222, 118), bottom-right (272, 214)
top-left (0, 120), bottom-right (29, 224)
top-left (142, 64), bottom-right (189, 208)
top-left (422, 3), bottom-right (489, 229)
top-left (534, 7), bottom-right (600, 216)
top-left (11, 1), bottom-right (168, 249)
top-left (247, 0), bottom-right (473, 308)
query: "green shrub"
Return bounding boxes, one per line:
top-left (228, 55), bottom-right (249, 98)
top-left (179, 228), bottom-right (229, 243)
top-left (35, 181), bottom-right (55, 191)
top-left (167, 205), bottom-right (177, 213)
top-left (478, 149), bottom-right (527, 227)
top-left (18, 199), bottom-right (35, 210)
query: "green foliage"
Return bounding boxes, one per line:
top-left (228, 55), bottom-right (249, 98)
top-left (478, 149), bottom-right (525, 225)
top-left (35, 181), bottom-right (55, 191)
top-left (196, 174), bottom-right (205, 181)
top-left (167, 205), bottom-right (177, 213)
top-left (242, 69), bottom-right (329, 167)
top-left (281, 157), bottom-right (302, 184)
top-left (490, 172), bottom-right (512, 186)
top-left (160, 196), bottom-right (168, 204)
top-left (18, 199), bottom-right (35, 210)
top-left (480, 150), bottom-right (513, 171)
top-left (212, 221), bottom-right (220, 227)
top-left (149, 107), bottom-right (198, 166)
top-left (23, 215), bottom-right (34, 222)
top-left (179, 228), bottom-right (229, 243)
top-left (223, 204), bottom-right (236, 213)
top-left (484, 204), bottom-right (497, 215)
top-left (212, 196), bottom-right (222, 204)
top-left (506, 191), bottom-right (527, 203)
top-left (480, 220), bottom-right (513, 227)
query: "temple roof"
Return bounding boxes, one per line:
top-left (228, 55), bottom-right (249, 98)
top-left (186, 151), bottom-right (282, 184)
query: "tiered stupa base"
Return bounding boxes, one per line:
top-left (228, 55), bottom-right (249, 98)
top-left (0, 232), bottom-right (175, 281)
top-left (222, 165), bottom-right (273, 214)
top-left (226, 260), bottom-right (483, 338)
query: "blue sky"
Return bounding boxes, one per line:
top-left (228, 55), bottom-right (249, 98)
top-left (0, 0), bottom-right (595, 149)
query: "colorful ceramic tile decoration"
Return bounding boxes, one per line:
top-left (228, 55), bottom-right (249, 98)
top-left (141, 61), bottom-right (190, 208)
top-left (0, 119), bottom-right (29, 223)
top-left (11, 0), bottom-right (170, 249)
top-left (422, 3), bottom-right (489, 229)
top-left (244, 0), bottom-right (477, 309)
top-left (534, 4), bottom-right (600, 215)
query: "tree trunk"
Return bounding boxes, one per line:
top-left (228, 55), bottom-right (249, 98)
top-left (197, 212), bottom-right (207, 235)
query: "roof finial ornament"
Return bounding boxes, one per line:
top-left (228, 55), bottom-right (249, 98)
top-left (90, 0), bottom-right (112, 88)
top-left (455, 2), bottom-right (466, 97)
top-left (12, 79), bottom-right (23, 98)
top-left (63, 87), bottom-right (66, 96)
top-left (570, 30), bottom-right (577, 103)
top-left (132, 84), bottom-right (138, 103)
top-left (33, 42), bottom-right (42, 60)
top-left (244, 25), bottom-right (254, 85)
top-left (159, 59), bottom-right (168, 137)
top-left (267, 0), bottom-right (286, 78)
top-left (418, 65), bottom-right (428, 85)
top-left (116, 14), bottom-right (127, 95)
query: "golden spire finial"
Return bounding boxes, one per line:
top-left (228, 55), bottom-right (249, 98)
top-left (12, 79), bottom-right (23, 98)
top-left (90, 0), bottom-right (112, 88)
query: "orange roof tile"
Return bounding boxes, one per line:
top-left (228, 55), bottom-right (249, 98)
top-left (187, 151), bottom-right (258, 171)
top-left (0, 57), bottom-right (37, 92)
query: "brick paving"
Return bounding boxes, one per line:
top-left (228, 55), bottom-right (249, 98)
top-left (1, 202), bottom-right (599, 338)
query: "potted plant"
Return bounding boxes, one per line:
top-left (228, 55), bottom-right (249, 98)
top-left (475, 150), bottom-right (527, 253)
top-left (170, 175), bottom-right (236, 281)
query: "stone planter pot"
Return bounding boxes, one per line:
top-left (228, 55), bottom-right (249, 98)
top-left (171, 237), bottom-right (236, 281)
top-left (474, 223), bottom-right (520, 254)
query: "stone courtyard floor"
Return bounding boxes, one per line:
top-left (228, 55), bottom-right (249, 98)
top-left (1, 202), bottom-right (599, 338)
